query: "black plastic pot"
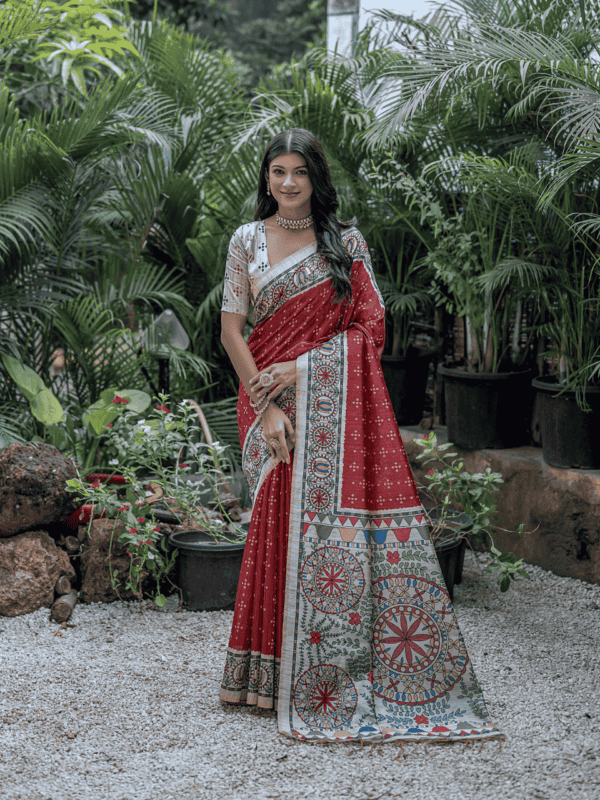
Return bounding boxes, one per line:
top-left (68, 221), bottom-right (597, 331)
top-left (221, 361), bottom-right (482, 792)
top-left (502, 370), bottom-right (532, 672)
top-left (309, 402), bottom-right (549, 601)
top-left (168, 529), bottom-right (246, 612)
top-left (532, 378), bottom-right (600, 469)
top-left (428, 509), bottom-right (472, 601)
top-left (381, 349), bottom-right (436, 426)
top-left (438, 365), bottom-right (534, 450)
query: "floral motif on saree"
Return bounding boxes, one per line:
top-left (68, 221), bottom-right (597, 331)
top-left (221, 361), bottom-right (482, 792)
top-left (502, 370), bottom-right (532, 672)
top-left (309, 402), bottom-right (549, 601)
top-left (220, 225), bottom-right (502, 741)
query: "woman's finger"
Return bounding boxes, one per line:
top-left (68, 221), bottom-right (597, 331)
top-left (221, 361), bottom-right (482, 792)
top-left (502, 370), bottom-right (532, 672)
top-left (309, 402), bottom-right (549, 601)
top-left (278, 431), bottom-right (290, 464)
top-left (284, 416), bottom-right (296, 445)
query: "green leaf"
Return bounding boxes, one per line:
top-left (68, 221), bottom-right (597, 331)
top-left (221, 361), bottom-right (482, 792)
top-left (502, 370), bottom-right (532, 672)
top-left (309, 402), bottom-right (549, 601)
top-left (30, 388), bottom-right (64, 425)
top-left (2, 355), bottom-right (64, 425)
top-left (2, 355), bottom-right (44, 400)
top-left (499, 574), bottom-right (511, 593)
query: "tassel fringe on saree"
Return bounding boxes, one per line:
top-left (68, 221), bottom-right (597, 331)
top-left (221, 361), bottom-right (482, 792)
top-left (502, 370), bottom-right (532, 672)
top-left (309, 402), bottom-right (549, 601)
top-left (220, 228), bottom-right (503, 742)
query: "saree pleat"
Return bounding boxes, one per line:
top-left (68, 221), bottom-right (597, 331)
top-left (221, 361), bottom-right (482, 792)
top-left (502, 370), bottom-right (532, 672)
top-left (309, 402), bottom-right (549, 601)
top-left (220, 454), bottom-right (293, 709)
top-left (220, 226), bottom-right (503, 741)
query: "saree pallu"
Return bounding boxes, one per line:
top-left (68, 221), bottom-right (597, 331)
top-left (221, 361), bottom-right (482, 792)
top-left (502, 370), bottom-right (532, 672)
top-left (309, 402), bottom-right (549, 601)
top-left (220, 229), bottom-right (502, 742)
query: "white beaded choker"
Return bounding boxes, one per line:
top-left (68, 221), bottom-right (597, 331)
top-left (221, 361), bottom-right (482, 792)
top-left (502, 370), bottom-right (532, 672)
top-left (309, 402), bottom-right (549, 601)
top-left (276, 211), bottom-right (313, 230)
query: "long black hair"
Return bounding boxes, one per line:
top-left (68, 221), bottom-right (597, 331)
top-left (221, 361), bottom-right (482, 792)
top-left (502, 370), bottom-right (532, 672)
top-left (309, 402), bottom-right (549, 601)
top-left (254, 128), bottom-right (354, 304)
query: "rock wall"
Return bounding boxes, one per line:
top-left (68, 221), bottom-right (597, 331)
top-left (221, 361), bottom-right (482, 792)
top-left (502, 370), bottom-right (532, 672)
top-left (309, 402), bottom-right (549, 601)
top-left (401, 426), bottom-right (600, 585)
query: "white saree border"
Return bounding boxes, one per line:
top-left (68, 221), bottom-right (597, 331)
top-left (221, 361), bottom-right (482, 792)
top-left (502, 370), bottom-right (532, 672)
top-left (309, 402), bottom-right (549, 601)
top-left (277, 334), bottom-right (503, 742)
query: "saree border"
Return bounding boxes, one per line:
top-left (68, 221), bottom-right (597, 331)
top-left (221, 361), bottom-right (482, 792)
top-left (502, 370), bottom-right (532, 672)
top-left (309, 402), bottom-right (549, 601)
top-left (277, 332), bottom-right (503, 742)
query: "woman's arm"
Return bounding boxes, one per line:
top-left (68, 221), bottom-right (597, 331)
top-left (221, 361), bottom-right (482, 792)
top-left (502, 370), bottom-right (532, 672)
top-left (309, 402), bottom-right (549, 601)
top-left (221, 312), bottom-right (295, 464)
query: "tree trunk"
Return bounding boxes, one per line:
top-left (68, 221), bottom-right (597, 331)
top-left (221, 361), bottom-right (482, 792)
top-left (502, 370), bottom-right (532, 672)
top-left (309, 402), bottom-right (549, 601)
top-left (51, 589), bottom-right (77, 623)
top-left (55, 576), bottom-right (71, 596)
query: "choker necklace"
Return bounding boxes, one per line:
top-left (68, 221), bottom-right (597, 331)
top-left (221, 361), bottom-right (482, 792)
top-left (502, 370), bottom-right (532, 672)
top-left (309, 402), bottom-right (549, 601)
top-left (276, 211), bottom-right (313, 230)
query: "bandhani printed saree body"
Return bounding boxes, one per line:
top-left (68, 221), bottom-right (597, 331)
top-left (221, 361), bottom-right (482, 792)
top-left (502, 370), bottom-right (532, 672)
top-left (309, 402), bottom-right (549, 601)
top-left (220, 224), bottom-right (502, 742)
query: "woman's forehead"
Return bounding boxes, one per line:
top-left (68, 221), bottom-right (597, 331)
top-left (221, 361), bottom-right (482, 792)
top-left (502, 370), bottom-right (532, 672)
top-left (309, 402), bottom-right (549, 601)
top-left (269, 152), bottom-right (307, 169)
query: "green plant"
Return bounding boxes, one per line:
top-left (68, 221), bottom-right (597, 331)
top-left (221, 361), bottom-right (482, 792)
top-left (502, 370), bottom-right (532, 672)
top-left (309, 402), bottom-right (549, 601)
top-left (416, 432), bottom-right (530, 592)
top-left (66, 395), bottom-right (246, 604)
top-left (65, 471), bottom-right (178, 606)
top-left (359, 0), bottom-right (600, 387)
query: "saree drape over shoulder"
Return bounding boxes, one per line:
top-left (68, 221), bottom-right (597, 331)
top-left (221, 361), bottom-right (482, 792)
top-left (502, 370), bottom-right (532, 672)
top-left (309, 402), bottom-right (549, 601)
top-left (220, 221), bottom-right (502, 742)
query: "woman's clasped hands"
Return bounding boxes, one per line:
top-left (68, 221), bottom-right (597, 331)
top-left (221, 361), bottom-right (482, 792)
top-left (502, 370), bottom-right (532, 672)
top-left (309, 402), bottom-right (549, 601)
top-left (249, 360), bottom-right (297, 465)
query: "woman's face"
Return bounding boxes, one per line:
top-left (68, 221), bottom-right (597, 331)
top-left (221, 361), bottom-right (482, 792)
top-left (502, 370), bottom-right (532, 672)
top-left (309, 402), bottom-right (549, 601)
top-left (267, 152), bottom-right (313, 216)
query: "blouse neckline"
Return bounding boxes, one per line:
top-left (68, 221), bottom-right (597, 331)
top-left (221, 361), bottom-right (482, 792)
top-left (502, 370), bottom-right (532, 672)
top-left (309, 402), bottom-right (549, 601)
top-left (260, 220), bottom-right (318, 271)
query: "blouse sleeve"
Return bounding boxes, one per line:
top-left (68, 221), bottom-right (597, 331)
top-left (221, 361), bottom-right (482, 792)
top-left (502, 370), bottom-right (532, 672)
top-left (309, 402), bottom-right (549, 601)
top-left (221, 230), bottom-right (250, 317)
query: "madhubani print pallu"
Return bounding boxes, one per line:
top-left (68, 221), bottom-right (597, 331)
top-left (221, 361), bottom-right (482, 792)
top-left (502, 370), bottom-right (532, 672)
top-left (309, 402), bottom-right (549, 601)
top-left (220, 223), bottom-right (502, 742)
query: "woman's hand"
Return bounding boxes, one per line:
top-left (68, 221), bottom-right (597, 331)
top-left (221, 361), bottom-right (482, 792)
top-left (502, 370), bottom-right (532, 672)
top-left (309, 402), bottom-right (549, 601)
top-left (249, 360), bottom-right (297, 403)
top-left (261, 403), bottom-right (295, 465)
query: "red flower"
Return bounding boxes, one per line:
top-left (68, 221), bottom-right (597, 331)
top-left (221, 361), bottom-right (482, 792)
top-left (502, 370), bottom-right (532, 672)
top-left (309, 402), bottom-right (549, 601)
top-left (386, 551), bottom-right (400, 565)
top-left (310, 631), bottom-right (322, 645)
top-left (427, 469), bottom-right (435, 476)
top-left (113, 395), bottom-right (129, 404)
top-left (414, 715), bottom-right (428, 725)
top-left (105, 423), bottom-right (113, 427)
top-left (136, 517), bottom-right (145, 523)
top-left (117, 505), bottom-right (129, 513)
top-left (155, 404), bottom-right (170, 413)
top-left (90, 481), bottom-right (101, 489)
top-left (349, 613), bottom-right (361, 626)
top-left (178, 463), bottom-right (189, 469)
top-left (127, 527), bottom-right (137, 534)
top-left (151, 527), bottom-right (160, 533)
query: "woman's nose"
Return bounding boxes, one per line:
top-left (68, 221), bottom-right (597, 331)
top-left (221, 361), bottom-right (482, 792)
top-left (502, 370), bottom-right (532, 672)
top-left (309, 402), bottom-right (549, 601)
top-left (283, 173), bottom-right (294, 186)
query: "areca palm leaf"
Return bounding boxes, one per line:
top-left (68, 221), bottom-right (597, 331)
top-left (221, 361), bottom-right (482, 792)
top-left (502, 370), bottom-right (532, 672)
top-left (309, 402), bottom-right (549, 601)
top-left (376, 279), bottom-right (430, 317)
top-left (52, 295), bottom-right (146, 406)
top-left (474, 258), bottom-right (555, 292)
top-left (241, 58), bottom-right (373, 174)
top-left (0, 0), bottom-right (51, 50)
top-left (93, 257), bottom-right (190, 317)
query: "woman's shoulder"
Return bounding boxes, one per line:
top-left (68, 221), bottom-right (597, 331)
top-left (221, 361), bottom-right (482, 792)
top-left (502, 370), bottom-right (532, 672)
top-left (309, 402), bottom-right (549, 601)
top-left (231, 219), bottom-right (262, 243)
top-left (340, 224), bottom-right (368, 257)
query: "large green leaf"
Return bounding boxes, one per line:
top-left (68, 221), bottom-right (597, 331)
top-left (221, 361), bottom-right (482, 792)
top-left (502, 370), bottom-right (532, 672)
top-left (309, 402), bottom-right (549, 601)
top-left (2, 354), bottom-right (64, 425)
top-left (29, 388), bottom-right (64, 425)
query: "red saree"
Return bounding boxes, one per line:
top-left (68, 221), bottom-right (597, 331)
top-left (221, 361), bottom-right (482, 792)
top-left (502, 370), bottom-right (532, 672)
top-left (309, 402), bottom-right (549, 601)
top-left (220, 227), bottom-right (502, 742)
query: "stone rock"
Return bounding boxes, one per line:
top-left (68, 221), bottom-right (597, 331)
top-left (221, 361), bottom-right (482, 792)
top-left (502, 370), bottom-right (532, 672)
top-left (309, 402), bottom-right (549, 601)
top-left (401, 425), bottom-right (600, 585)
top-left (79, 519), bottom-right (150, 604)
top-left (0, 443), bottom-right (81, 537)
top-left (0, 530), bottom-right (76, 616)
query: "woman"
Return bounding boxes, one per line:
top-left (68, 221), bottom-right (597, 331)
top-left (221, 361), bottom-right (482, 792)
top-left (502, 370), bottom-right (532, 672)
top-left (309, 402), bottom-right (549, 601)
top-left (219, 128), bottom-right (501, 742)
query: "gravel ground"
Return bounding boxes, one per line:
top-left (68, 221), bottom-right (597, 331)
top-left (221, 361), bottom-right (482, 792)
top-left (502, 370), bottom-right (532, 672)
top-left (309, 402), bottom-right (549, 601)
top-left (1, 551), bottom-right (599, 800)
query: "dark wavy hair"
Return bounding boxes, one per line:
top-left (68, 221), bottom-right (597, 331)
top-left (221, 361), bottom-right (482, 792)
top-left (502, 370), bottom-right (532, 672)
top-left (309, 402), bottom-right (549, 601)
top-left (254, 128), bottom-right (354, 304)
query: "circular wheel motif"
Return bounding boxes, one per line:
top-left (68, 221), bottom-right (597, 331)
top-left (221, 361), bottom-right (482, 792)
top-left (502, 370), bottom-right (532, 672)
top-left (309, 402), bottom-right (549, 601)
top-left (374, 605), bottom-right (440, 675)
top-left (307, 487), bottom-right (331, 510)
top-left (371, 574), bottom-right (468, 706)
top-left (315, 365), bottom-right (334, 385)
top-left (312, 425), bottom-right (334, 448)
top-left (294, 664), bottom-right (357, 729)
top-left (301, 546), bottom-right (364, 614)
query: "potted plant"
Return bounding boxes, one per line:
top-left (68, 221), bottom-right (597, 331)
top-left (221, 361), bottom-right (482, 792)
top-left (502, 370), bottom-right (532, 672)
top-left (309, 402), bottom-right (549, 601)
top-left (365, 164), bottom-right (437, 425)
top-left (66, 396), bottom-right (248, 609)
top-left (415, 432), bottom-right (530, 596)
top-left (409, 162), bottom-right (542, 450)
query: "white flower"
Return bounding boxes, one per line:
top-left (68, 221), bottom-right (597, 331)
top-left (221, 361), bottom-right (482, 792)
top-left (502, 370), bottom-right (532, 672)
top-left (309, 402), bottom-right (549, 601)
top-left (108, 459), bottom-right (119, 466)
